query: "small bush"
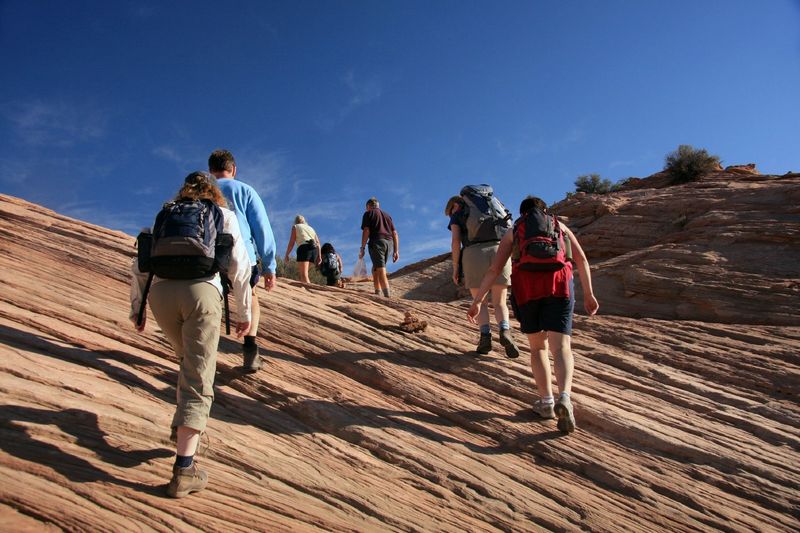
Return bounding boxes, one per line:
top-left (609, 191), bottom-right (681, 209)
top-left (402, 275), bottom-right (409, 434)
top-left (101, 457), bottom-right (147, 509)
top-left (276, 256), bottom-right (327, 284)
top-left (664, 145), bottom-right (721, 184)
top-left (574, 174), bottom-right (614, 194)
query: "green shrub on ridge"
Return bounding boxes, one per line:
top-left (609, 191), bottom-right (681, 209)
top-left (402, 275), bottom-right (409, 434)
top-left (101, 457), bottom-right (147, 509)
top-left (664, 144), bottom-right (721, 184)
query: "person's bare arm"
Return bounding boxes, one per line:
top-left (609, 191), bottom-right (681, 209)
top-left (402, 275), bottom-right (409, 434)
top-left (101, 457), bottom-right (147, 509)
top-left (392, 231), bottom-right (399, 262)
top-left (284, 226), bottom-right (296, 262)
top-left (562, 223), bottom-right (599, 316)
top-left (359, 227), bottom-right (369, 258)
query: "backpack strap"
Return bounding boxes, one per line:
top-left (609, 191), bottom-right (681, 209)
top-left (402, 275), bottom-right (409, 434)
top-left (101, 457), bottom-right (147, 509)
top-left (220, 274), bottom-right (231, 335)
top-left (136, 272), bottom-right (155, 328)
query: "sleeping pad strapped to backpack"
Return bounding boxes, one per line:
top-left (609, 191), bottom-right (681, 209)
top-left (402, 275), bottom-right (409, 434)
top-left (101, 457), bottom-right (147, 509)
top-left (459, 184), bottom-right (513, 244)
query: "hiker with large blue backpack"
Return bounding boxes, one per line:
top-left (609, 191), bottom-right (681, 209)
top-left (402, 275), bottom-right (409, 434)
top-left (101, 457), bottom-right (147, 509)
top-left (446, 184), bottom-right (520, 358)
top-left (467, 195), bottom-right (599, 434)
top-left (130, 171), bottom-right (254, 498)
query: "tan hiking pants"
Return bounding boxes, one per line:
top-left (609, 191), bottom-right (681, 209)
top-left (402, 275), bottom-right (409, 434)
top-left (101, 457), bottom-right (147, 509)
top-left (149, 280), bottom-right (222, 432)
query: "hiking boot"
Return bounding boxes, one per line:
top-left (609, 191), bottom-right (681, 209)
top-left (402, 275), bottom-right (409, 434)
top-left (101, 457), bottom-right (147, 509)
top-left (554, 394), bottom-right (576, 434)
top-left (475, 333), bottom-right (492, 355)
top-left (166, 461), bottom-right (208, 498)
top-left (532, 399), bottom-right (555, 419)
top-left (242, 344), bottom-right (261, 373)
top-left (498, 329), bottom-right (520, 359)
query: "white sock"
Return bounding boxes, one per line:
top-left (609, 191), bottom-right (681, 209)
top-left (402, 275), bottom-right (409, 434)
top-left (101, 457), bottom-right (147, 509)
top-left (541, 395), bottom-right (554, 405)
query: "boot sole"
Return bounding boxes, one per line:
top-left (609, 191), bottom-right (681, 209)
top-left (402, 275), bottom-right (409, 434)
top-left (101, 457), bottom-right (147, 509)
top-left (166, 479), bottom-right (208, 498)
top-left (501, 341), bottom-right (520, 359)
top-left (554, 403), bottom-right (576, 433)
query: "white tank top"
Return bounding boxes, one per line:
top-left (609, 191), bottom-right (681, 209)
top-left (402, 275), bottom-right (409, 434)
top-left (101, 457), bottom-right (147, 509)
top-left (294, 223), bottom-right (317, 244)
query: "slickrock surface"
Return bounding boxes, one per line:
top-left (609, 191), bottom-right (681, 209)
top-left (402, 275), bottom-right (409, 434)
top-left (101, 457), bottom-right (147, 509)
top-left (0, 193), bottom-right (798, 532)
top-left (394, 169), bottom-right (800, 327)
top-left (552, 168), bottom-right (800, 325)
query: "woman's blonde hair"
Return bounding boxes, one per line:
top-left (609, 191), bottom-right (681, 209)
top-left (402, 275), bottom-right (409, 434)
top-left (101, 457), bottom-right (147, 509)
top-left (294, 215), bottom-right (306, 225)
top-left (177, 171), bottom-right (228, 208)
top-left (444, 196), bottom-right (464, 216)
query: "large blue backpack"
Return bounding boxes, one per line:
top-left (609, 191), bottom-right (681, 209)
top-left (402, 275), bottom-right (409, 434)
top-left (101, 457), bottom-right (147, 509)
top-left (459, 185), bottom-right (513, 244)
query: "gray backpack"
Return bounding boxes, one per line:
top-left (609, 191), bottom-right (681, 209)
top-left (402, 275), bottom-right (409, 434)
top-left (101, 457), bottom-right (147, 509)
top-left (459, 184), bottom-right (513, 243)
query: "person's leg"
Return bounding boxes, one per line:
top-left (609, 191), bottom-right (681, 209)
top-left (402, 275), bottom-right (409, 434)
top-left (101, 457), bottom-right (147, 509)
top-left (491, 285), bottom-right (510, 324)
top-left (369, 240), bottom-right (390, 295)
top-left (548, 331), bottom-right (574, 395)
top-left (492, 285), bottom-right (520, 358)
top-left (152, 281), bottom-right (220, 497)
top-left (176, 426), bottom-right (201, 457)
top-left (248, 285), bottom-right (260, 335)
top-left (377, 267), bottom-right (390, 293)
top-left (541, 287), bottom-right (576, 433)
top-left (298, 261), bottom-right (310, 283)
top-left (243, 271), bottom-right (261, 371)
top-left (551, 331), bottom-right (576, 433)
top-left (470, 288), bottom-right (492, 353)
top-left (526, 331), bottom-right (553, 398)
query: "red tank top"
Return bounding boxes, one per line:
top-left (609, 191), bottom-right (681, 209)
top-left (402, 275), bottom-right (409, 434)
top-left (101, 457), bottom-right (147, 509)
top-left (511, 261), bottom-right (573, 305)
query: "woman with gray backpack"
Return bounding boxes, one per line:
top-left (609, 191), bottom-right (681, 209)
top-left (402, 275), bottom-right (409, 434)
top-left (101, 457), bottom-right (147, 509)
top-left (445, 185), bottom-right (520, 358)
top-left (130, 171), bottom-right (253, 498)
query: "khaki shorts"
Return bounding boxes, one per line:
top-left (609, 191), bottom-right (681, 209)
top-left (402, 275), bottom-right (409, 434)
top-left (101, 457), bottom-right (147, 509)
top-left (462, 241), bottom-right (511, 289)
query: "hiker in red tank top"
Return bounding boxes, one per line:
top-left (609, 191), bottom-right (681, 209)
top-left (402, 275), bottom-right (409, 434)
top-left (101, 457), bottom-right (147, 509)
top-left (467, 195), bottom-right (599, 435)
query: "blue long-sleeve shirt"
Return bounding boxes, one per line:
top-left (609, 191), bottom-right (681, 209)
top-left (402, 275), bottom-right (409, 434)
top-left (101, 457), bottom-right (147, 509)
top-left (216, 178), bottom-right (277, 275)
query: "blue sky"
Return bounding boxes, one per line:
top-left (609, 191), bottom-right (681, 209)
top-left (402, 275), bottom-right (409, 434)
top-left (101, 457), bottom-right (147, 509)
top-left (2, 0), bottom-right (799, 272)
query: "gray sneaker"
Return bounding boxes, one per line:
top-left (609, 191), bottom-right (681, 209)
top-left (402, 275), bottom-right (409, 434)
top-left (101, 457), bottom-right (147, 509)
top-left (554, 395), bottom-right (576, 433)
top-left (498, 329), bottom-right (520, 359)
top-left (532, 399), bottom-right (555, 419)
top-left (166, 461), bottom-right (208, 498)
top-left (476, 333), bottom-right (492, 354)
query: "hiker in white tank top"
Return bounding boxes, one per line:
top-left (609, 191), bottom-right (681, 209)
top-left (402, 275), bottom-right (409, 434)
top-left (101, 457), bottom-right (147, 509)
top-left (283, 215), bottom-right (322, 283)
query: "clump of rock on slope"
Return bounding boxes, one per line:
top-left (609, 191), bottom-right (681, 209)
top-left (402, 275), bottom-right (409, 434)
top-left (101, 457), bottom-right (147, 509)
top-left (393, 166), bottom-right (800, 326)
top-left (0, 193), bottom-right (798, 532)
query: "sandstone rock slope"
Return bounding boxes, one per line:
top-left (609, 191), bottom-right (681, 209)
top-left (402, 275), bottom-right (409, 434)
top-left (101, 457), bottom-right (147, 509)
top-left (0, 193), bottom-right (798, 532)
top-left (395, 169), bottom-right (800, 329)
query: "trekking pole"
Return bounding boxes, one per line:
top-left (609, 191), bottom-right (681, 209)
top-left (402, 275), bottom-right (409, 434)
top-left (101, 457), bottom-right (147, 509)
top-left (137, 273), bottom-right (155, 328)
top-left (222, 277), bottom-right (231, 335)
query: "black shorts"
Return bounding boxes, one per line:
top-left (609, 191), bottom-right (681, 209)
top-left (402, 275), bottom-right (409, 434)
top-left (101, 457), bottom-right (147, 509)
top-left (296, 241), bottom-right (318, 262)
top-left (514, 278), bottom-right (575, 335)
top-left (368, 239), bottom-right (391, 269)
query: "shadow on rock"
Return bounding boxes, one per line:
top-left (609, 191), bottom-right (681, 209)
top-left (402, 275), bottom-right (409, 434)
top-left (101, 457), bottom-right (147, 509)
top-left (0, 405), bottom-right (172, 494)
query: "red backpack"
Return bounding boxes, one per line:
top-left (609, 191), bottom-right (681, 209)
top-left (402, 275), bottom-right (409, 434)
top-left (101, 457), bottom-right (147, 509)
top-left (513, 208), bottom-right (568, 272)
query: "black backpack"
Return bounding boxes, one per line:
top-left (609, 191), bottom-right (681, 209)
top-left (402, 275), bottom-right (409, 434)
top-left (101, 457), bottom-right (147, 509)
top-left (320, 252), bottom-right (339, 277)
top-left (459, 184), bottom-right (513, 244)
top-left (135, 199), bottom-right (234, 329)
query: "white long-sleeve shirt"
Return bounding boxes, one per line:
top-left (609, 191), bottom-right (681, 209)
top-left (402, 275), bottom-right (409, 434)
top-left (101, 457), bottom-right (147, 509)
top-left (130, 206), bottom-right (253, 324)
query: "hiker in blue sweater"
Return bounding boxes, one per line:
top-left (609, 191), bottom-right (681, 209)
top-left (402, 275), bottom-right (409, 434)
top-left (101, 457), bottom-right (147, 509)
top-left (208, 149), bottom-right (277, 373)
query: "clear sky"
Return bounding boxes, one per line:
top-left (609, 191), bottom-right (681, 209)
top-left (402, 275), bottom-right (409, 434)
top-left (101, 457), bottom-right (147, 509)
top-left (2, 0), bottom-right (798, 272)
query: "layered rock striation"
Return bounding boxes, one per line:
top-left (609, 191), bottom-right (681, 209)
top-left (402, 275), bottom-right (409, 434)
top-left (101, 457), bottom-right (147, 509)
top-left (0, 192), bottom-right (798, 532)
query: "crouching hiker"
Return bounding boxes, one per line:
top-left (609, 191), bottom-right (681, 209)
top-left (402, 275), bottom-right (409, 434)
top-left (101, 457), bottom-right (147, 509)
top-left (467, 195), bottom-right (599, 434)
top-left (130, 171), bottom-right (252, 497)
